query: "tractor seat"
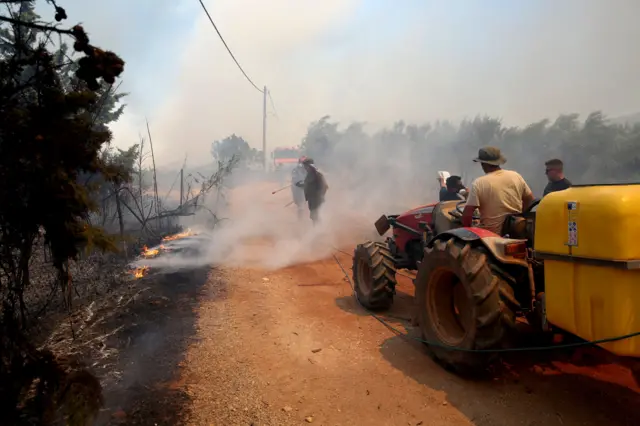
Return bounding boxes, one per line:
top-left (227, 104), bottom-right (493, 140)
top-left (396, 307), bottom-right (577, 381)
top-left (432, 200), bottom-right (461, 235)
top-left (501, 215), bottom-right (528, 239)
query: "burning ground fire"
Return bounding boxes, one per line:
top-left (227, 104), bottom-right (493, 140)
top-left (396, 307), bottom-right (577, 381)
top-left (132, 265), bottom-right (149, 279)
top-left (141, 245), bottom-right (164, 258)
top-left (129, 228), bottom-right (198, 279)
top-left (162, 228), bottom-right (195, 242)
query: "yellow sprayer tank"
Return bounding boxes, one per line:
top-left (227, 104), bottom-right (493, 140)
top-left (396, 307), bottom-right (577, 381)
top-left (534, 184), bottom-right (640, 357)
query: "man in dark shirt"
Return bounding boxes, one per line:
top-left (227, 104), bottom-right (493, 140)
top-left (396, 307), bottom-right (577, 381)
top-left (438, 175), bottom-right (466, 202)
top-left (543, 158), bottom-right (572, 196)
top-left (295, 158), bottom-right (328, 224)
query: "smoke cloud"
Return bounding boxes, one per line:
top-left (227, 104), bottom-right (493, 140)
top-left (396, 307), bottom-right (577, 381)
top-left (107, 0), bottom-right (640, 167)
top-left (123, 0), bottom-right (639, 270)
top-left (137, 107), bottom-right (639, 272)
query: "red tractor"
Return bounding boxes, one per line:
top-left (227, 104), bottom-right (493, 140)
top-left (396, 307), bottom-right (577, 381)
top-left (353, 199), bottom-right (488, 309)
top-left (352, 184), bottom-right (640, 381)
top-left (352, 198), bottom-right (541, 372)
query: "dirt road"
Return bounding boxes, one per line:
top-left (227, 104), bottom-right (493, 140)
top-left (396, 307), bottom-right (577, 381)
top-left (157, 182), bottom-right (639, 426)
top-left (179, 250), bottom-right (640, 426)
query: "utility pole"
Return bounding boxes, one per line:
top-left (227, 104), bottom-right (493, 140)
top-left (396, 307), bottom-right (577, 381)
top-left (262, 85), bottom-right (267, 171)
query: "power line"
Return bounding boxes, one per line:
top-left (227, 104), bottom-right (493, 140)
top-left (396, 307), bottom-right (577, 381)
top-left (268, 90), bottom-right (278, 118)
top-left (196, 0), bottom-right (263, 93)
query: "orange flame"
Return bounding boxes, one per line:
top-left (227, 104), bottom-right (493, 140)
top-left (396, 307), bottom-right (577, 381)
top-left (132, 266), bottom-right (149, 279)
top-left (141, 245), bottom-right (160, 258)
top-left (162, 228), bottom-right (195, 242)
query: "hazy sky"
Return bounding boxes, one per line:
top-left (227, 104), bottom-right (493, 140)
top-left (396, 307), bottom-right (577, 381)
top-left (49, 0), bottom-right (640, 167)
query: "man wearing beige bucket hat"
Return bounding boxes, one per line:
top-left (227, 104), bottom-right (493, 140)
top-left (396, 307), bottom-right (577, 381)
top-left (461, 147), bottom-right (535, 234)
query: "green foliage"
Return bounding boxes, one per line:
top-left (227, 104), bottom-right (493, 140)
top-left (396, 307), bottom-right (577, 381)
top-left (100, 145), bottom-right (139, 186)
top-left (0, 70), bottom-right (113, 267)
top-left (300, 115), bottom-right (341, 161)
top-left (0, 0), bottom-right (129, 265)
top-left (91, 145), bottom-right (140, 236)
top-left (211, 133), bottom-right (262, 166)
top-left (55, 42), bottom-right (128, 127)
top-left (0, 1), bottom-right (39, 54)
top-left (0, 1), bottom-right (126, 421)
top-left (301, 113), bottom-right (640, 195)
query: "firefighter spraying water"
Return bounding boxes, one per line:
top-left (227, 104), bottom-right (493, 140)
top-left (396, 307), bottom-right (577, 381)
top-left (294, 157), bottom-right (329, 225)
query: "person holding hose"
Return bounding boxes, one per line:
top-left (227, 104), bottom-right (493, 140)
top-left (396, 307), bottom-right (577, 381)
top-left (291, 156), bottom-right (308, 219)
top-left (295, 157), bottom-right (329, 225)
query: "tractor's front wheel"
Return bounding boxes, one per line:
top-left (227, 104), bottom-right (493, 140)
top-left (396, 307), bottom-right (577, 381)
top-left (415, 238), bottom-right (518, 374)
top-left (352, 241), bottom-right (397, 311)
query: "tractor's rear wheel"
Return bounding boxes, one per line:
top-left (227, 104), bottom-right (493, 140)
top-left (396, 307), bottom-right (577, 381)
top-left (415, 238), bottom-right (518, 374)
top-left (352, 241), bottom-right (397, 311)
top-left (627, 361), bottom-right (640, 387)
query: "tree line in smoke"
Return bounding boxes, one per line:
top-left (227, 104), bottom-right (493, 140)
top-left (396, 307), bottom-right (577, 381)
top-left (298, 112), bottom-right (640, 196)
top-left (211, 111), bottom-right (639, 198)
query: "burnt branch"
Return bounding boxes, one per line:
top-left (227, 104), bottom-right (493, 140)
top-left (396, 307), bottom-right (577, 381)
top-left (0, 15), bottom-right (71, 35)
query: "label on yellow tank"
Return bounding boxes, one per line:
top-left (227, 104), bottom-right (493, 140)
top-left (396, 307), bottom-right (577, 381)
top-left (567, 201), bottom-right (578, 246)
